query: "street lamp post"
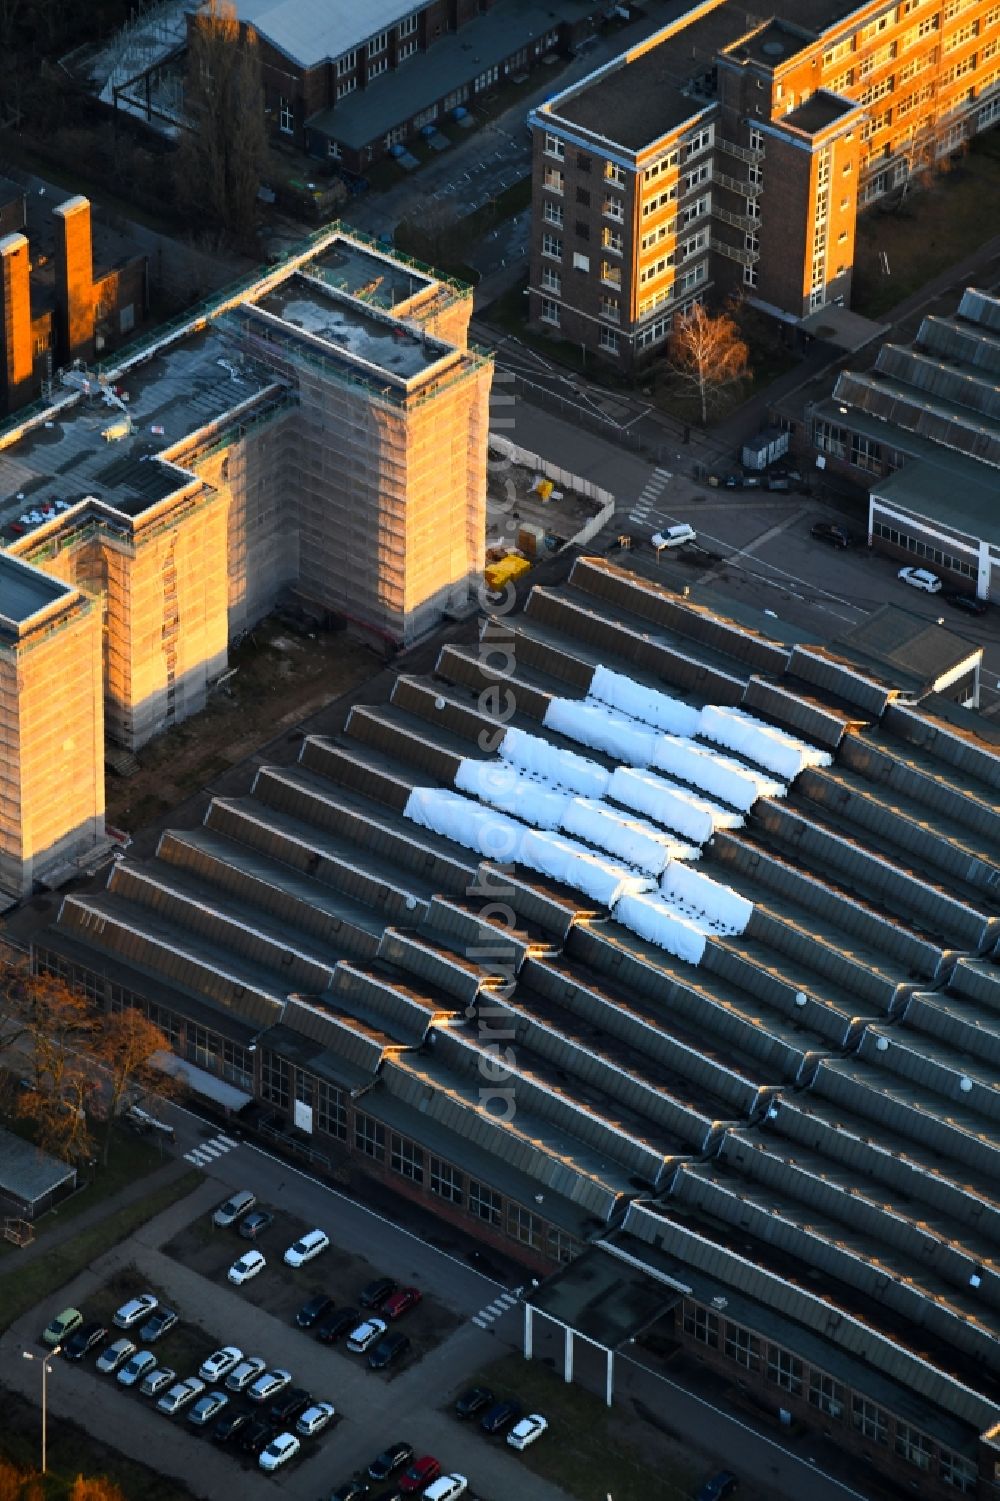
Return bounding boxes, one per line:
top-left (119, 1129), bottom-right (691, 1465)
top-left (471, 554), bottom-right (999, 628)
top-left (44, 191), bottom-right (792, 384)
top-left (23, 1346), bottom-right (58, 1473)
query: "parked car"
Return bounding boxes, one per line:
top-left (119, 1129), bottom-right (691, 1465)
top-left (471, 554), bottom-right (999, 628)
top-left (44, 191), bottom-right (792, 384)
top-left (139, 1365), bottom-right (176, 1397)
top-left (42, 1307), bottom-right (83, 1347)
top-left (651, 522), bottom-right (696, 552)
top-left (228, 1249), bottom-right (266, 1285)
top-left (269, 1386), bottom-right (312, 1426)
top-left (113, 1294), bottom-right (158, 1330)
top-left (382, 1286), bottom-right (421, 1320)
top-left (330, 1481), bottom-right (368, 1501)
top-left (260, 1431), bottom-right (301, 1472)
top-left (296, 1293), bottom-right (335, 1329)
top-left (944, 590), bottom-right (988, 615)
top-left (315, 1308), bottom-right (359, 1344)
top-left (898, 565), bottom-right (942, 593)
top-left (368, 1333), bottom-right (410, 1370)
top-left (213, 1189), bottom-right (256, 1227)
top-left (199, 1346), bottom-right (243, 1382)
top-left (424, 1478), bottom-right (467, 1501)
top-left (481, 1398), bottom-right (522, 1435)
top-left (359, 1278), bottom-right (398, 1310)
top-left (347, 1318), bottom-right (387, 1354)
top-left (188, 1390), bottom-right (229, 1427)
top-left (157, 1377), bottom-right (206, 1415)
top-left (399, 1456), bottom-right (441, 1495)
top-left (507, 1413), bottom-right (548, 1450)
top-left (368, 1441), bottom-right (414, 1481)
top-left (225, 1355), bottom-right (267, 1392)
top-left (695, 1472), bottom-right (739, 1501)
top-left (811, 521), bottom-right (856, 548)
top-left (238, 1209), bottom-right (274, 1240)
top-left (63, 1322), bottom-right (108, 1361)
top-left (139, 1306), bottom-right (177, 1343)
top-left (284, 1229), bottom-right (330, 1267)
top-left (212, 1410), bottom-right (251, 1445)
top-left (96, 1338), bottom-right (136, 1375)
top-left (454, 1385), bottom-right (493, 1419)
top-left (296, 1401), bottom-right (336, 1438)
top-left (248, 1368), bottom-right (292, 1404)
top-left (117, 1349), bottom-right (157, 1388)
top-left (239, 1419), bottom-right (277, 1456)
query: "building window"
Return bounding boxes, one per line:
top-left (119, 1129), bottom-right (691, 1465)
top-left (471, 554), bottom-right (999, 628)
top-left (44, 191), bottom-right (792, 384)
top-left (185, 1023), bottom-right (219, 1073)
top-left (602, 226), bottom-right (623, 253)
top-left (314, 1079), bottom-right (347, 1140)
top-left (808, 1371), bottom-right (845, 1419)
top-left (221, 1040), bottom-right (252, 1090)
top-left (540, 266), bottom-right (561, 293)
top-left (429, 1157), bottom-right (464, 1204)
top-left (600, 294), bottom-right (620, 321)
top-left (542, 233), bottom-right (563, 259)
top-left (939, 1449), bottom-right (978, 1493)
top-left (327, 139), bottom-right (342, 160)
top-left (683, 1304), bottom-right (720, 1347)
top-left (599, 325), bottom-right (619, 354)
top-left (851, 431), bottom-right (882, 473)
top-left (540, 297), bottom-right (561, 326)
top-left (259, 1050), bottom-right (289, 1109)
top-left (577, 151), bottom-right (591, 171)
top-left (544, 167), bottom-right (565, 194)
top-left (543, 201), bottom-right (564, 227)
top-left (766, 1346), bottom-right (802, 1394)
top-left (851, 1395), bottom-right (888, 1445)
top-left (547, 1227), bottom-right (577, 1263)
top-left (385, 125), bottom-right (406, 148)
top-left (604, 160), bottom-right (626, 186)
top-left (368, 31), bottom-right (389, 56)
top-left (601, 260), bottom-right (621, 288)
top-left (643, 150), bottom-right (678, 182)
top-left (814, 418), bottom-right (848, 458)
top-left (895, 1424), bottom-right (933, 1471)
top-left (684, 125), bottom-right (713, 158)
top-left (148, 1003), bottom-right (181, 1049)
top-left (278, 95), bottom-right (293, 133)
top-left (336, 50), bottom-right (357, 76)
top-left (368, 56), bottom-right (388, 79)
top-left (398, 14), bottom-right (418, 38)
top-left (604, 196), bottom-right (625, 221)
top-left (389, 1132), bottom-right (423, 1183)
top-left (743, 263), bottom-right (759, 287)
top-left (474, 65), bottom-right (499, 90)
top-left (354, 1111), bottom-right (385, 1161)
top-left (506, 1203), bottom-right (544, 1250)
top-left (576, 185), bottom-right (591, 206)
top-left (748, 126), bottom-right (764, 151)
top-left (469, 1179), bottom-right (502, 1225)
top-left (725, 1323), bottom-right (760, 1370)
top-left (544, 132), bottom-right (565, 159)
top-left (683, 162), bottom-right (710, 192)
top-left (337, 78), bottom-right (357, 99)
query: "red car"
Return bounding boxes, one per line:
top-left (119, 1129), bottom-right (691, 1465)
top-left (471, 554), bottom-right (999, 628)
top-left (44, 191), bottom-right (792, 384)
top-left (399, 1455), bottom-right (441, 1494)
top-left (383, 1285), bottom-right (422, 1320)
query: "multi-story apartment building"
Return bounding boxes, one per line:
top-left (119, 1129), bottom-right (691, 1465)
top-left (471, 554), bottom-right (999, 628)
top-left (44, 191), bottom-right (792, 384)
top-left (528, 0), bottom-right (1000, 368)
top-left (196, 0), bottom-right (603, 172)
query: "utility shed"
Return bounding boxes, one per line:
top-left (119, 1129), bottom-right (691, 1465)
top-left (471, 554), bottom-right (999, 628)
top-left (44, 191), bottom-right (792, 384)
top-left (0, 1126), bottom-right (76, 1220)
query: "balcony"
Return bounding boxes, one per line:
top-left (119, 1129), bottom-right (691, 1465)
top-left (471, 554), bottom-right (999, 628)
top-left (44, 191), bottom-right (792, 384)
top-left (710, 236), bottom-right (759, 267)
top-left (716, 137), bottom-right (765, 164)
top-left (714, 169), bottom-right (762, 196)
top-left (713, 204), bottom-right (761, 233)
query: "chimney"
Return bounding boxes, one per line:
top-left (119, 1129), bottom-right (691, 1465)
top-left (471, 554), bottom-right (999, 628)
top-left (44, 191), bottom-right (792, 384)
top-left (53, 195), bottom-right (95, 364)
top-left (0, 232), bottom-right (33, 413)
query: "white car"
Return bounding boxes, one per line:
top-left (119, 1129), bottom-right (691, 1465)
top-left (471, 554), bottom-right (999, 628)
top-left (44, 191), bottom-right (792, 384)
top-left (507, 1413), bottom-right (549, 1450)
top-left (140, 1365), bottom-right (176, 1398)
top-left (424, 1477), bottom-right (468, 1501)
top-left (113, 1293), bottom-right (158, 1329)
top-left (898, 565), bottom-right (942, 593)
top-left (296, 1401), bottom-right (336, 1438)
top-left (259, 1432), bottom-right (301, 1472)
top-left (156, 1377), bottom-right (205, 1415)
top-left (248, 1368), bottom-right (292, 1404)
top-left (228, 1250), bottom-right (266, 1285)
top-left (225, 1355), bottom-right (267, 1393)
top-left (96, 1338), bottom-right (136, 1374)
top-left (346, 1318), bottom-right (386, 1354)
top-left (199, 1345), bottom-right (243, 1382)
top-left (283, 1229), bottom-right (330, 1267)
top-left (117, 1350), bottom-right (157, 1388)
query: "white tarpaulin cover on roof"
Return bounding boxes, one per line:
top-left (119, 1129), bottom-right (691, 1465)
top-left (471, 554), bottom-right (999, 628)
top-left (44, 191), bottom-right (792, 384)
top-left (544, 697), bottom-right (660, 768)
top-left (561, 798), bottom-right (696, 876)
top-left (589, 666), bottom-right (702, 738)
top-left (661, 862), bottom-right (753, 935)
top-left (455, 759), bottom-right (570, 831)
top-left (698, 704), bottom-right (833, 781)
top-left (614, 892), bottom-right (708, 964)
top-left (652, 735), bottom-right (785, 811)
top-left (609, 767), bottom-right (744, 843)
top-left (405, 787), bottom-right (525, 862)
top-left (499, 726), bottom-right (609, 799)
top-left (517, 829), bottom-right (652, 907)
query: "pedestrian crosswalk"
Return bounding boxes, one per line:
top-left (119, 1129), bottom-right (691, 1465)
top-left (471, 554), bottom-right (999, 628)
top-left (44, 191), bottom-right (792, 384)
top-left (628, 467), bottom-right (673, 527)
top-left (472, 1286), bottom-right (523, 1329)
top-left (184, 1133), bottom-right (239, 1166)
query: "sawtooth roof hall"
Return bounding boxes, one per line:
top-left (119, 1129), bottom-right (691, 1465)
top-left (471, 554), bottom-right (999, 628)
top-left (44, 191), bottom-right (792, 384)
top-left (30, 557), bottom-right (1000, 1498)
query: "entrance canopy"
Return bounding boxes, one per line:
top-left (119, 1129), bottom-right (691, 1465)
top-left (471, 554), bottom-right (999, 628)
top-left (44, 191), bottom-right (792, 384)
top-left (527, 1242), bottom-right (682, 1349)
top-left (150, 1051), bottom-right (252, 1113)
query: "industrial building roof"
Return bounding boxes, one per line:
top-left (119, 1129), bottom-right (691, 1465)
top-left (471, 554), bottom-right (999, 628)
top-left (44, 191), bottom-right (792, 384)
top-left (308, 238), bottom-right (432, 310)
top-left (0, 1125), bottom-right (76, 1208)
top-left (31, 551), bottom-right (1000, 1447)
top-left (0, 552), bottom-right (75, 629)
top-left (222, 0), bottom-right (422, 69)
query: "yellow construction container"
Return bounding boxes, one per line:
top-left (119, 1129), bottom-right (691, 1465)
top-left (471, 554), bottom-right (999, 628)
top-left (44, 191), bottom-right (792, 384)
top-left (484, 554), bottom-right (531, 592)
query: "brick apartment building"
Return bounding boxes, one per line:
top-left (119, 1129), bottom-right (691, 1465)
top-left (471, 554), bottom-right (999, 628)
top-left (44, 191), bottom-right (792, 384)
top-left (527, 0), bottom-right (1000, 368)
top-left (0, 189), bottom-right (147, 416)
top-left (197, 0), bottom-right (604, 173)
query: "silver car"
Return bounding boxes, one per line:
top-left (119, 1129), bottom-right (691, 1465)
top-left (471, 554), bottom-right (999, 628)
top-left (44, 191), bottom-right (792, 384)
top-left (225, 1355), bottom-right (266, 1393)
top-left (157, 1377), bottom-right (205, 1415)
top-left (117, 1350), bottom-right (157, 1388)
top-left (140, 1365), bottom-right (176, 1397)
top-left (188, 1390), bottom-right (229, 1427)
top-left (96, 1338), bottom-right (136, 1375)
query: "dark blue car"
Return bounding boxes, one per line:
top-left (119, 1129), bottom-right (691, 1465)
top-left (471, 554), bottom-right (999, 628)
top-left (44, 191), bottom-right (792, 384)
top-left (695, 1472), bottom-right (738, 1501)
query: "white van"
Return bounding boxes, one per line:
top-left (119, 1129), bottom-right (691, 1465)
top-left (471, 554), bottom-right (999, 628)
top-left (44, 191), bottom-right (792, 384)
top-left (424, 1477), bottom-right (468, 1501)
top-left (652, 523), bottom-right (696, 552)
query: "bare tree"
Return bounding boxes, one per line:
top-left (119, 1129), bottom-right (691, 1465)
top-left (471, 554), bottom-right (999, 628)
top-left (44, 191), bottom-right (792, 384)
top-left (174, 0), bottom-right (267, 246)
top-left (668, 300), bottom-right (750, 425)
top-left (5, 962), bottom-right (99, 1166)
top-left (92, 1008), bottom-right (181, 1166)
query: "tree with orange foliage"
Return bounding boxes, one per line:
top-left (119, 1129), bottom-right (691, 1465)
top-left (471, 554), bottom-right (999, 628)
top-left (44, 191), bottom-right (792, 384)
top-left (668, 299), bottom-right (751, 425)
top-left (92, 1007), bottom-right (181, 1166)
top-left (1, 958), bottom-right (98, 1166)
top-left (68, 1476), bottom-right (127, 1501)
